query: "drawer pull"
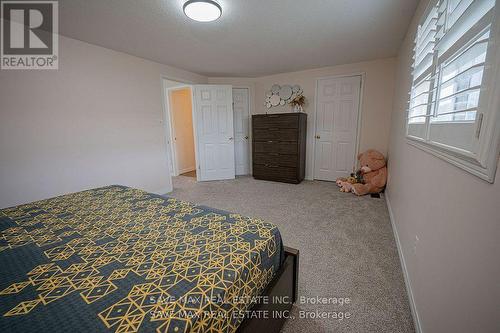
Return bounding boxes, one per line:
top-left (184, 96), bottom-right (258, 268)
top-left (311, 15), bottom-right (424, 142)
top-left (268, 115), bottom-right (280, 118)
top-left (268, 128), bottom-right (280, 131)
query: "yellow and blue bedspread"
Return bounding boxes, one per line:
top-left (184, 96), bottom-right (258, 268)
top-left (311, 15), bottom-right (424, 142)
top-left (0, 185), bottom-right (283, 333)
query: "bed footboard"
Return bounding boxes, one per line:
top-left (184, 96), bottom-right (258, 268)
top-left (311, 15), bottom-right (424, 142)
top-left (237, 246), bottom-right (299, 333)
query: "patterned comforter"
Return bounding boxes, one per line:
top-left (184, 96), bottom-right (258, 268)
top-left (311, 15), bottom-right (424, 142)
top-left (0, 185), bottom-right (283, 333)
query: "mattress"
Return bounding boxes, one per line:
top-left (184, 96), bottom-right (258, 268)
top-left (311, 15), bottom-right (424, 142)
top-left (0, 185), bottom-right (283, 333)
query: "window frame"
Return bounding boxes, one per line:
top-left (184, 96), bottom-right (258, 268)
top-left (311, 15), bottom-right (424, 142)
top-left (406, 0), bottom-right (500, 183)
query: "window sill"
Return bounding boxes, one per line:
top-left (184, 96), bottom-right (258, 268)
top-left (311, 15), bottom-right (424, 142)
top-left (405, 136), bottom-right (498, 183)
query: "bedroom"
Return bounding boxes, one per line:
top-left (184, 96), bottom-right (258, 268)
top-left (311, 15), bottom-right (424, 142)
top-left (0, 1), bottom-right (499, 333)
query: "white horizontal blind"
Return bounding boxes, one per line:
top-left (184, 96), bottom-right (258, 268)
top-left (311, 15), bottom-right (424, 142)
top-left (407, 0), bottom-right (496, 155)
top-left (413, 6), bottom-right (438, 81)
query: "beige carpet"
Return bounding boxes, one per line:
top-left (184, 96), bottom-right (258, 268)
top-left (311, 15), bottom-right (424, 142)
top-left (169, 176), bottom-right (414, 333)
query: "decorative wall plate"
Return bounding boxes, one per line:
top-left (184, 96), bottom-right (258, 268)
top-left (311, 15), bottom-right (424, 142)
top-left (279, 85), bottom-right (293, 101)
top-left (271, 84), bottom-right (281, 94)
top-left (269, 95), bottom-right (281, 106)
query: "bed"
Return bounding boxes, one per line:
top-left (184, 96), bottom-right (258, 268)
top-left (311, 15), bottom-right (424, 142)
top-left (0, 185), bottom-right (298, 333)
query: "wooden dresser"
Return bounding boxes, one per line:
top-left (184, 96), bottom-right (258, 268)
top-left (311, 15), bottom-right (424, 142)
top-left (252, 113), bottom-right (307, 184)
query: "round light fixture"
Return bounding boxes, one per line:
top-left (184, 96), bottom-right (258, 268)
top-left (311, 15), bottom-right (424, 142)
top-left (183, 0), bottom-right (222, 22)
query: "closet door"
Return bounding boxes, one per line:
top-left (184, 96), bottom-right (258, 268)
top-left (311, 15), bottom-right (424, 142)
top-left (233, 88), bottom-right (250, 175)
top-left (314, 76), bottom-right (361, 181)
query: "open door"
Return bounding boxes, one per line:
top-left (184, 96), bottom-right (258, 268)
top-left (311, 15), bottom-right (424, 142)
top-left (192, 85), bottom-right (235, 181)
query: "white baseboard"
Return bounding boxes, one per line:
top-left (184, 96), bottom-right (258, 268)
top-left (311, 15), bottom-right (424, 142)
top-left (384, 192), bottom-right (423, 333)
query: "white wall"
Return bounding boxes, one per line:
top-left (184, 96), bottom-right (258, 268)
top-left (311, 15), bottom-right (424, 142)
top-left (386, 1), bottom-right (500, 332)
top-left (0, 35), bottom-right (206, 209)
top-left (211, 58), bottom-right (397, 180)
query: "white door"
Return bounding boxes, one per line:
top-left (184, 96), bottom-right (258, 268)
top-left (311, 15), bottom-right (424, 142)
top-left (233, 88), bottom-right (250, 175)
top-left (193, 85), bottom-right (235, 181)
top-left (314, 75), bottom-right (361, 181)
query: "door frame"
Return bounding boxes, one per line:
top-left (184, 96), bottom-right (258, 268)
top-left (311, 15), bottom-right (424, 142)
top-left (166, 85), bottom-right (195, 176)
top-left (312, 73), bottom-right (365, 180)
top-left (232, 86), bottom-right (253, 175)
top-left (160, 76), bottom-right (195, 178)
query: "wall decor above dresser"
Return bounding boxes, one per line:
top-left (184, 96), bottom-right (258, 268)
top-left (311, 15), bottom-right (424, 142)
top-left (252, 113), bottom-right (307, 184)
top-left (265, 84), bottom-right (305, 112)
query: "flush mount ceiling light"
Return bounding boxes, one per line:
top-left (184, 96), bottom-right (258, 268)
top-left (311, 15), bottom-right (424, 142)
top-left (183, 0), bottom-right (222, 22)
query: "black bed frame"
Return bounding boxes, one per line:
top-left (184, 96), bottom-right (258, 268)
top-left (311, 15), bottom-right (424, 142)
top-left (237, 246), bottom-right (299, 333)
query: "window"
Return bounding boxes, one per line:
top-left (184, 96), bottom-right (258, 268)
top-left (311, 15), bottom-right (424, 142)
top-left (407, 0), bottom-right (500, 182)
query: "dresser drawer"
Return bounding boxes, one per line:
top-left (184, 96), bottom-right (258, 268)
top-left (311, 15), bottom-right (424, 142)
top-left (253, 114), bottom-right (299, 129)
top-left (253, 164), bottom-right (297, 180)
top-left (254, 153), bottom-right (298, 168)
top-left (253, 141), bottom-right (298, 155)
top-left (253, 128), bottom-right (298, 141)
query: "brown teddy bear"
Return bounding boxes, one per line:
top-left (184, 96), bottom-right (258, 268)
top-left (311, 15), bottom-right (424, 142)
top-left (336, 149), bottom-right (387, 196)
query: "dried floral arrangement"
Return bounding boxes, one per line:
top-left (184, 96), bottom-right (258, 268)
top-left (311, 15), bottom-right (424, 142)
top-left (289, 94), bottom-right (305, 107)
top-left (289, 94), bottom-right (306, 112)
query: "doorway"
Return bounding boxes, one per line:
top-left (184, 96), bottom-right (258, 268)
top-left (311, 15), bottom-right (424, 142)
top-left (163, 81), bottom-right (250, 183)
top-left (164, 80), bottom-right (196, 178)
top-left (314, 75), bottom-right (362, 181)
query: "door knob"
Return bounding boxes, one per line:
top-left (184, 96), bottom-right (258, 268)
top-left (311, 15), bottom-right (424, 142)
top-left (315, 135), bottom-right (321, 139)
top-left (244, 136), bottom-right (249, 140)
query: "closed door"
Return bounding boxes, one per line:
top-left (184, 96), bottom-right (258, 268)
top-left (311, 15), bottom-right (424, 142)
top-left (233, 88), bottom-right (250, 175)
top-left (314, 76), bottom-right (361, 181)
top-left (193, 85), bottom-right (235, 181)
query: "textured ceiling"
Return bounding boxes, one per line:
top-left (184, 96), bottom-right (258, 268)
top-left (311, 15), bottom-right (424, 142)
top-left (58, 0), bottom-right (419, 77)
